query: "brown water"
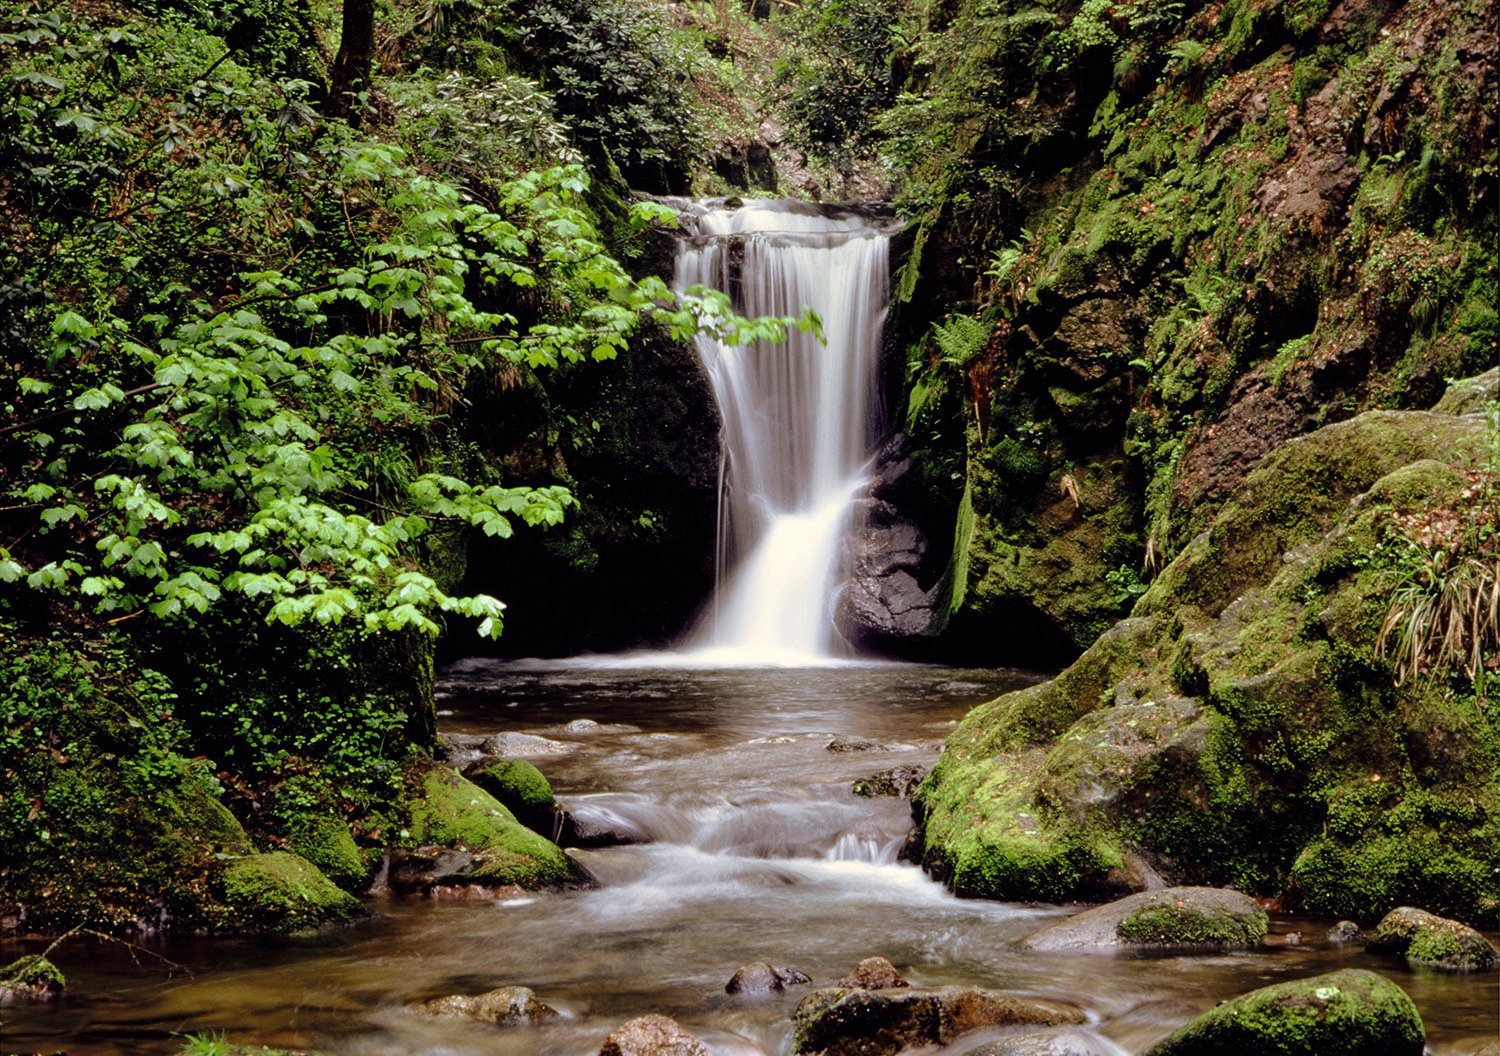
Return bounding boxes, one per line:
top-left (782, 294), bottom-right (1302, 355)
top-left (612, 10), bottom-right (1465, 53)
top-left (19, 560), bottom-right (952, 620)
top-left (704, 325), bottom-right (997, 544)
top-left (3, 660), bottom-right (1496, 1055)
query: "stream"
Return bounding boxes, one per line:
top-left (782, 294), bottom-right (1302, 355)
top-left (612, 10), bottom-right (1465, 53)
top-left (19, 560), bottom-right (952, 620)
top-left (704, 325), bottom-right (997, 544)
top-left (3, 660), bottom-right (1496, 1055)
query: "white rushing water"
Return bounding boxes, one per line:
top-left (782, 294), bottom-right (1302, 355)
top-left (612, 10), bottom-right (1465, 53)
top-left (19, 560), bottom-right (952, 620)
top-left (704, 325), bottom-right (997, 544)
top-left (672, 200), bottom-right (895, 665)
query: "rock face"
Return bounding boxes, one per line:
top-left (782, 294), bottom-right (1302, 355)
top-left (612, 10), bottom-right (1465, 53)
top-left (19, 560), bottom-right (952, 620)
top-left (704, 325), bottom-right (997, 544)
top-left (1019, 887), bottom-right (1268, 952)
top-left (725, 963), bottom-right (812, 995)
top-left (411, 985), bottom-right (558, 1025)
top-left (838, 956), bottom-right (908, 990)
top-left (915, 411), bottom-right (1500, 924)
top-left (1144, 969), bottom-right (1425, 1056)
top-left (834, 435), bottom-right (945, 652)
top-left (792, 985), bottom-right (1086, 1056)
top-left (1369, 907), bottom-right (1498, 972)
top-left (599, 1014), bottom-right (711, 1056)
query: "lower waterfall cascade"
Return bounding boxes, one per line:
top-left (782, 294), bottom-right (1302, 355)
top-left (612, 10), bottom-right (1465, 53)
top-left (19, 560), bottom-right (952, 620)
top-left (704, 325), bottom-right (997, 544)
top-left (669, 199), bottom-right (898, 665)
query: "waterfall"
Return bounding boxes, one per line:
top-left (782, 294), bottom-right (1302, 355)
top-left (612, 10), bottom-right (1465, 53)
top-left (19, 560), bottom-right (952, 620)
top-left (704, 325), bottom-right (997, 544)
top-left (671, 200), bottom-right (895, 665)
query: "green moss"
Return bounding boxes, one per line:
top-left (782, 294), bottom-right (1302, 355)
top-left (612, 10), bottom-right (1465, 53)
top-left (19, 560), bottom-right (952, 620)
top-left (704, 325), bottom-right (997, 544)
top-left (285, 815), bottom-right (368, 892)
top-left (1146, 969), bottom-right (1424, 1056)
top-left (1117, 901), bottom-right (1268, 947)
top-left (466, 758), bottom-right (555, 816)
top-left (218, 851), bottom-right (361, 933)
top-left (408, 768), bottom-right (574, 888)
top-left (0, 954), bottom-right (65, 990)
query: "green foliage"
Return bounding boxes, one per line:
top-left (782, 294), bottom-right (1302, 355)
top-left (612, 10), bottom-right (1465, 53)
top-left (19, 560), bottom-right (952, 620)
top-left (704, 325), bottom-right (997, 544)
top-left (774, 0), bottom-right (904, 168)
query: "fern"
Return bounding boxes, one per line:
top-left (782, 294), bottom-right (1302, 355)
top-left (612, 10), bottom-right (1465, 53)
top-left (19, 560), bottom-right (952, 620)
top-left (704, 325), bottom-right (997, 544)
top-left (932, 312), bottom-right (990, 368)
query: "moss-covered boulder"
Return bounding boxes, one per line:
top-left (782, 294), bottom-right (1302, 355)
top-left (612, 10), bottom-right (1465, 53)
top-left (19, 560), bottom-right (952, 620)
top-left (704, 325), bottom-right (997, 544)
top-left (791, 986), bottom-right (1086, 1056)
top-left (218, 851), bottom-right (362, 933)
top-left (916, 411), bottom-right (1500, 923)
top-left (1019, 887), bottom-right (1267, 951)
top-left (284, 815), bottom-right (369, 892)
top-left (0, 954), bottom-right (64, 1005)
top-left (1368, 906), bottom-right (1498, 972)
top-left (462, 756), bottom-right (558, 834)
top-left (1144, 969), bottom-right (1424, 1056)
top-left (407, 767), bottom-right (577, 889)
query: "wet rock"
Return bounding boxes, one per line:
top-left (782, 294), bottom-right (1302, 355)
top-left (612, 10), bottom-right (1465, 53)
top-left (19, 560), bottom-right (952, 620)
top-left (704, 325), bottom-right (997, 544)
top-left (838, 956), bottom-right (908, 990)
top-left (1327, 920), bottom-right (1363, 944)
top-left (960, 1027), bottom-right (1127, 1056)
top-left (559, 809), bottom-right (653, 848)
top-left (827, 735), bottom-right (884, 753)
top-left (1019, 887), bottom-right (1267, 951)
top-left (1369, 906), bottom-right (1497, 972)
top-left (852, 765), bottom-right (928, 799)
top-left (386, 847), bottom-right (479, 896)
top-left (1144, 968), bottom-right (1424, 1056)
top-left (482, 732), bottom-right (574, 757)
top-left (599, 1014), bottom-right (711, 1056)
top-left (792, 985), bottom-right (1086, 1056)
top-left (565, 718), bottom-right (602, 733)
top-left (0, 955), bottom-right (63, 1005)
top-left (411, 985), bottom-right (558, 1025)
top-left (725, 962), bottom-right (812, 995)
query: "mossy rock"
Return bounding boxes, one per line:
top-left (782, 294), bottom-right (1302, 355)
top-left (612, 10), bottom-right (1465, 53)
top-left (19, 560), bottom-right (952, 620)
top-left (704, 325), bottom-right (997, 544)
top-left (462, 756), bottom-right (556, 833)
top-left (1145, 969), bottom-right (1424, 1056)
top-left (218, 851), bottom-right (362, 933)
top-left (1432, 367), bottom-right (1498, 415)
top-left (0, 954), bottom-right (64, 1004)
top-left (407, 767), bottom-right (575, 888)
top-left (1020, 886), bottom-right (1267, 951)
top-left (1368, 906), bottom-right (1498, 972)
top-left (285, 815), bottom-right (369, 892)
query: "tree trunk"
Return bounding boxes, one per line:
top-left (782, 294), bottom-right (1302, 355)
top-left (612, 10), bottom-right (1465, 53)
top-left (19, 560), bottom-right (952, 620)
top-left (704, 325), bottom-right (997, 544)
top-left (326, 0), bottom-right (375, 124)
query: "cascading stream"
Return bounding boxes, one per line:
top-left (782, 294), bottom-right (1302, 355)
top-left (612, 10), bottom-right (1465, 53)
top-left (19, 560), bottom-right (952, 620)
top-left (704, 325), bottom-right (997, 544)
top-left (671, 200), bottom-right (896, 665)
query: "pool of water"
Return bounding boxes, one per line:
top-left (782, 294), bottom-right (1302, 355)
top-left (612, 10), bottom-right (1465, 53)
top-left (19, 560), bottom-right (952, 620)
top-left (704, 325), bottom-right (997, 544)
top-left (3, 661), bottom-right (1495, 1055)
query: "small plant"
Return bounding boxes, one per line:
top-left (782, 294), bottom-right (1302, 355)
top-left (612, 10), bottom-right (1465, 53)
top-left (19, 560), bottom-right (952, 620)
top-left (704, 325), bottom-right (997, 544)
top-left (1106, 563), bottom-right (1149, 608)
top-left (1376, 437), bottom-right (1500, 690)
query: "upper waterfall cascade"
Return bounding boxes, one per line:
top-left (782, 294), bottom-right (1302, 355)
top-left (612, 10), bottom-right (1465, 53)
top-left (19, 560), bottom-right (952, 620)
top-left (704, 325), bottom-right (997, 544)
top-left (670, 199), bottom-right (897, 665)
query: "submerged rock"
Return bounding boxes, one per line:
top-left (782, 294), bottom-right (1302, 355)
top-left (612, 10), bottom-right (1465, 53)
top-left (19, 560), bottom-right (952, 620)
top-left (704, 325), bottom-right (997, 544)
top-left (599, 1014), bottom-right (711, 1056)
top-left (1144, 968), bottom-right (1424, 1055)
top-left (0, 955), bottom-right (64, 1005)
top-left (1327, 920), bottom-right (1363, 944)
top-left (852, 766), bottom-right (928, 799)
top-left (1019, 887), bottom-right (1267, 951)
top-left (411, 985), bottom-right (558, 1025)
top-left (960, 1027), bottom-right (1128, 1056)
top-left (725, 962), bottom-right (812, 995)
top-left (481, 732), bottom-right (574, 757)
top-left (1369, 906), bottom-right (1497, 972)
top-left (827, 735), bottom-right (884, 753)
top-left (792, 985), bottom-right (1085, 1056)
top-left (838, 955), bottom-right (908, 990)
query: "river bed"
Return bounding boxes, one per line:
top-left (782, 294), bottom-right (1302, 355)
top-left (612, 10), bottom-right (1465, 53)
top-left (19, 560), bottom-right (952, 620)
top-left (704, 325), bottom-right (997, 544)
top-left (3, 661), bottom-right (1496, 1055)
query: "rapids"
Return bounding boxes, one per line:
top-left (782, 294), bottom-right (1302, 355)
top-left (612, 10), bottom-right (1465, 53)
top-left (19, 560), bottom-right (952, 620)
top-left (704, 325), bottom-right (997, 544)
top-left (2, 663), bottom-right (1495, 1055)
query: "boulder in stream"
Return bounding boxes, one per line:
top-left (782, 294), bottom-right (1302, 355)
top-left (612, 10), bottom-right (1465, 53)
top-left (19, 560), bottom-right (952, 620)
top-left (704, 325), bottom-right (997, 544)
top-left (838, 955), bottom-right (908, 990)
top-left (1143, 968), bottom-right (1424, 1056)
top-left (725, 962), bottom-right (812, 995)
top-left (463, 756), bottom-right (559, 835)
top-left (852, 766), bottom-right (928, 799)
top-left (410, 985), bottom-right (558, 1025)
top-left (1326, 920), bottom-right (1363, 944)
top-left (599, 1014), bottom-right (711, 1056)
top-left (1018, 886), bottom-right (1267, 951)
top-left (1368, 906), bottom-right (1497, 971)
top-left (827, 735), bottom-right (884, 753)
top-left (791, 985), bottom-right (1086, 1056)
top-left (0, 955), bottom-right (64, 1005)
